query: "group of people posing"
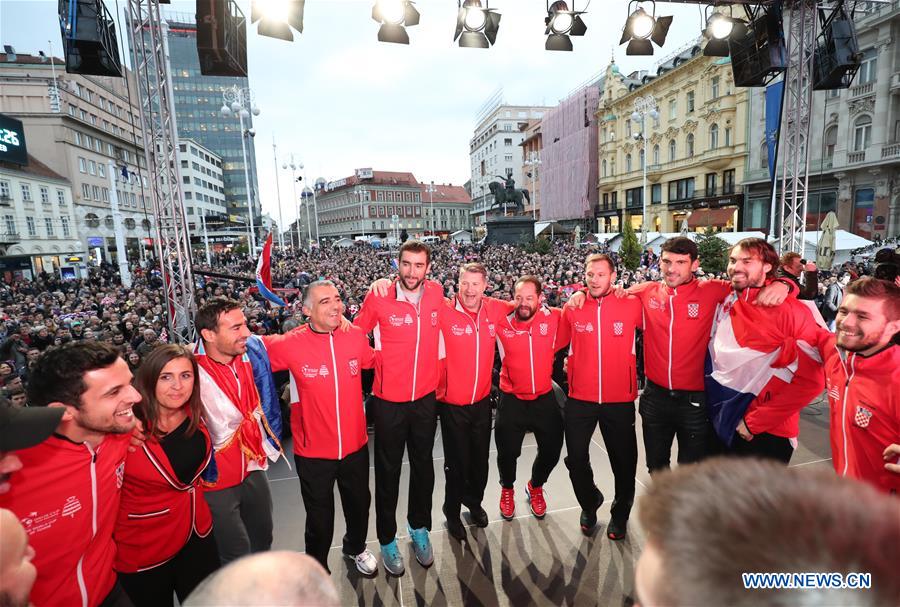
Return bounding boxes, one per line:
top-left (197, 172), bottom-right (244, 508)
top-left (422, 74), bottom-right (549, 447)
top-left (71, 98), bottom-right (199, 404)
top-left (1, 235), bottom-right (898, 607)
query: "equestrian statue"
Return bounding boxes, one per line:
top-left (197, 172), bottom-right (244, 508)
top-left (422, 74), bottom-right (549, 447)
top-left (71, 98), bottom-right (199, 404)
top-left (488, 175), bottom-right (530, 215)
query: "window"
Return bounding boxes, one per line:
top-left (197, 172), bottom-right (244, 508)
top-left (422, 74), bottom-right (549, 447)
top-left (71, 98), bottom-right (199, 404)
top-left (625, 187), bottom-right (643, 208)
top-left (26, 217), bottom-right (36, 237)
top-left (61, 216), bottom-right (70, 237)
top-left (711, 76), bottom-right (720, 99)
top-left (852, 188), bottom-right (875, 235)
top-left (602, 159), bottom-right (607, 177)
top-left (725, 127), bottom-right (732, 146)
top-left (668, 178), bottom-right (695, 201)
top-left (626, 153), bottom-right (632, 172)
top-left (88, 160), bottom-right (96, 175)
top-left (723, 169), bottom-right (735, 194)
top-left (824, 125), bottom-right (837, 159)
top-left (0, 181), bottom-right (8, 199)
top-left (653, 144), bottom-right (660, 165)
top-left (687, 133), bottom-right (695, 157)
top-left (101, 188), bottom-right (109, 202)
top-left (92, 185), bottom-right (101, 200)
top-left (20, 184), bottom-right (32, 202)
top-left (98, 163), bottom-right (105, 178)
top-left (68, 104), bottom-right (76, 116)
top-left (94, 139), bottom-right (102, 152)
top-left (82, 183), bottom-right (92, 199)
top-left (760, 142), bottom-right (769, 170)
top-left (668, 98), bottom-right (676, 120)
top-left (651, 183), bottom-right (662, 204)
top-left (709, 124), bottom-right (719, 150)
top-left (625, 119), bottom-right (632, 137)
top-left (40, 186), bottom-right (50, 204)
top-left (669, 139), bottom-right (676, 162)
top-left (56, 189), bottom-right (66, 206)
top-left (687, 91), bottom-right (695, 113)
top-left (75, 132), bottom-right (82, 146)
top-left (45, 218), bottom-right (54, 236)
top-left (107, 143), bottom-right (115, 156)
top-left (504, 138), bottom-right (512, 147)
top-left (602, 193), bottom-right (609, 209)
top-left (80, 109), bottom-right (87, 121)
top-left (857, 48), bottom-right (877, 85)
top-left (4, 215), bottom-right (14, 234)
top-left (853, 115), bottom-right (872, 151)
top-left (184, 192), bottom-right (192, 200)
top-left (706, 173), bottom-right (717, 195)
top-left (79, 157), bottom-right (87, 173)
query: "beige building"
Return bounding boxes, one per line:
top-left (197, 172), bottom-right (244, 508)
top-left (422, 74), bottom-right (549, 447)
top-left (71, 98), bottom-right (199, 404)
top-left (519, 119), bottom-right (542, 218)
top-left (597, 44), bottom-right (748, 235)
top-left (0, 48), bottom-right (153, 262)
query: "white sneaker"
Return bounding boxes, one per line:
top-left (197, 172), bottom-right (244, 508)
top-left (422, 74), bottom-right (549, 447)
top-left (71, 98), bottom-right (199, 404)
top-left (346, 548), bottom-right (378, 576)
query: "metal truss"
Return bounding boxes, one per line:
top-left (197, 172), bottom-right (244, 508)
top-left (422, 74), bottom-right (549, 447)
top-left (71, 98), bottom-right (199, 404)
top-left (128, 0), bottom-right (197, 342)
top-left (778, 0), bottom-right (817, 254)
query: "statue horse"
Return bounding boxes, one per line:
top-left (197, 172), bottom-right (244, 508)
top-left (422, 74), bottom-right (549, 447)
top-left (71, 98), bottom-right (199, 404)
top-left (488, 181), bottom-right (530, 215)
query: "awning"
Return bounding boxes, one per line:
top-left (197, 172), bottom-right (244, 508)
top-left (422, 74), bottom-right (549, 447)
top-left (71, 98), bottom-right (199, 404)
top-left (688, 207), bottom-right (737, 227)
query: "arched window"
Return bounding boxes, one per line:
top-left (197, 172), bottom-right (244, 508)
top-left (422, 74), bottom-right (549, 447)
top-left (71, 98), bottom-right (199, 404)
top-left (85, 213), bottom-right (100, 228)
top-left (687, 133), bottom-right (695, 157)
top-left (668, 139), bottom-right (676, 162)
top-left (853, 115), bottom-right (872, 152)
top-left (625, 153), bottom-right (632, 172)
top-left (639, 149), bottom-right (645, 170)
top-left (124, 218), bottom-right (136, 230)
top-left (610, 159), bottom-right (616, 176)
top-left (104, 215), bottom-right (114, 229)
top-left (653, 144), bottom-right (660, 165)
top-left (709, 124), bottom-right (719, 149)
top-left (760, 142), bottom-right (769, 170)
top-left (602, 159), bottom-right (607, 177)
top-left (824, 126), bottom-right (837, 159)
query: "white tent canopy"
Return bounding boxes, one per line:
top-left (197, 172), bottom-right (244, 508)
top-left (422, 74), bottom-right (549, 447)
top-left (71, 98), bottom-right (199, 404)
top-left (801, 230), bottom-right (873, 268)
top-left (332, 237), bottom-right (354, 248)
top-left (450, 230), bottom-right (473, 243)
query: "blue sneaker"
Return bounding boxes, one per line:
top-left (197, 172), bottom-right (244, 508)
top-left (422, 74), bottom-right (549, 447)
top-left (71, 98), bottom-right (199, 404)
top-left (380, 539), bottom-right (405, 576)
top-left (407, 524), bottom-right (434, 567)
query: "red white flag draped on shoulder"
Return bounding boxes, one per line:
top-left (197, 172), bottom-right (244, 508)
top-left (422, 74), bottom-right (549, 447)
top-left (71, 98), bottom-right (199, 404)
top-left (255, 233), bottom-right (286, 307)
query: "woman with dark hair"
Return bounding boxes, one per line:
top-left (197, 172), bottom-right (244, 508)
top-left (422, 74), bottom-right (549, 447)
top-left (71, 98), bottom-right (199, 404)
top-left (115, 345), bottom-right (220, 607)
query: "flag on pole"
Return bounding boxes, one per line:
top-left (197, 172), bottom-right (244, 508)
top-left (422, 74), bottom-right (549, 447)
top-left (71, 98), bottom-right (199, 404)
top-left (255, 234), bottom-right (286, 307)
top-left (765, 81), bottom-right (784, 182)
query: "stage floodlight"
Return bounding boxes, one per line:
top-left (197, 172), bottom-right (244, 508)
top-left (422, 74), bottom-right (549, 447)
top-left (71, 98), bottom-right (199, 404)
top-left (619, 1), bottom-right (672, 56)
top-left (730, 4), bottom-right (787, 87)
top-left (702, 11), bottom-right (748, 57)
top-left (454, 0), bottom-right (501, 49)
top-left (372, 0), bottom-right (420, 44)
top-left (251, 0), bottom-right (304, 42)
top-left (544, 1), bottom-right (587, 52)
top-left (813, 0), bottom-right (861, 90)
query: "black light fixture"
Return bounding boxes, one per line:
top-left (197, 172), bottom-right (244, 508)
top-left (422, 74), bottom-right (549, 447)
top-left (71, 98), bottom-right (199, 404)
top-left (544, 1), bottom-right (587, 52)
top-left (619, 0), bottom-right (672, 56)
top-left (372, 0), bottom-right (420, 45)
top-left (58, 0), bottom-right (123, 77)
top-left (250, 0), bottom-right (304, 41)
top-left (454, 0), bottom-right (501, 49)
top-left (702, 8), bottom-right (748, 57)
top-left (729, 3), bottom-right (787, 87)
top-left (813, 0), bottom-right (861, 90)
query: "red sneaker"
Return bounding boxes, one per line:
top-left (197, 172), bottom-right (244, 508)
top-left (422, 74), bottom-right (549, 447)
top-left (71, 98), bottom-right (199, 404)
top-left (527, 481), bottom-right (547, 518)
top-left (499, 487), bottom-right (515, 520)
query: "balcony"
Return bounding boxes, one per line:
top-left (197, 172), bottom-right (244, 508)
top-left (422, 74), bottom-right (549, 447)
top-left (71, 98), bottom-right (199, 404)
top-left (0, 231), bottom-right (20, 244)
top-left (892, 72), bottom-right (900, 94)
top-left (847, 151), bottom-right (866, 164)
top-left (849, 82), bottom-right (875, 99)
top-left (882, 143), bottom-right (900, 159)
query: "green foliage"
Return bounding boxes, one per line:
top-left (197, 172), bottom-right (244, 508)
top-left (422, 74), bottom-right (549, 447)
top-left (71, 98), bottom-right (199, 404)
top-left (619, 222), bottom-right (641, 271)
top-left (523, 236), bottom-right (552, 255)
top-left (697, 233), bottom-right (730, 274)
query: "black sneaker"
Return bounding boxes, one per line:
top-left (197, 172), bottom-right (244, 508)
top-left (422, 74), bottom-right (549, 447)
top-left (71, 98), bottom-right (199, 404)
top-left (443, 505), bottom-right (466, 542)
top-left (467, 505), bottom-right (489, 528)
top-left (580, 490), bottom-right (605, 536)
top-left (607, 518), bottom-right (627, 541)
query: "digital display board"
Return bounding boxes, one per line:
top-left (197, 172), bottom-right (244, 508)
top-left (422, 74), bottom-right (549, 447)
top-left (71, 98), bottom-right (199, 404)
top-left (0, 113), bottom-right (27, 166)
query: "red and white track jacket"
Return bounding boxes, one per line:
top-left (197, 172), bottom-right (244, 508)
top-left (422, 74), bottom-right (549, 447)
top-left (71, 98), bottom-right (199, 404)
top-left (496, 306), bottom-right (570, 400)
top-left (114, 425), bottom-right (213, 572)
top-left (562, 290), bottom-right (644, 404)
top-left (0, 434), bottom-right (129, 607)
top-left (437, 296), bottom-right (510, 406)
top-left (354, 279), bottom-right (445, 403)
top-left (820, 337), bottom-right (899, 494)
top-left (264, 326), bottom-right (375, 459)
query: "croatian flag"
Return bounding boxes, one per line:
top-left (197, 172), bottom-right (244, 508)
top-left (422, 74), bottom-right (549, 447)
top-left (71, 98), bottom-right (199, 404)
top-left (255, 234), bottom-right (286, 307)
top-left (704, 295), bottom-right (819, 446)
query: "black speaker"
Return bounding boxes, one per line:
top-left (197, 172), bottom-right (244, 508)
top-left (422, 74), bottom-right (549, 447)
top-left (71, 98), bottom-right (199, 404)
top-left (196, 0), bottom-right (248, 77)
top-left (730, 6), bottom-right (787, 87)
top-left (813, 3), bottom-right (861, 90)
top-left (58, 0), bottom-right (123, 77)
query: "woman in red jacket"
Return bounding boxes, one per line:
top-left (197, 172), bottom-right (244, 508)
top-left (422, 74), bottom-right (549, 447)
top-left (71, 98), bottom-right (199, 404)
top-left (115, 345), bottom-right (220, 607)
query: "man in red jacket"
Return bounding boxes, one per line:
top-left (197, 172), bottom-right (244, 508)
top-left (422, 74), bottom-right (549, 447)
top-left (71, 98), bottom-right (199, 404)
top-left (436, 262), bottom-right (509, 540)
top-left (0, 341), bottom-right (141, 607)
top-left (818, 276), bottom-right (899, 493)
top-left (264, 280), bottom-right (378, 575)
top-left (709, 238), bottom-right (824, 463)
top-left (495, 276), bottom-right (570, 521)
top-left (562, 254), bottom-right (643, 540)
top-left (353, 240), bottom-right (444, 575)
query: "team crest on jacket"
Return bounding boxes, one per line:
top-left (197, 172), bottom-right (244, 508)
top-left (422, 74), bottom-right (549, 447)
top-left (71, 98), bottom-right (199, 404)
top-left (687, 302), bottom-right (700, 318)
top-left (62, 495), bottom-right (83, 518)
top-left (319, 365), bottom-right (330, 377)
top-left (487, 323), bottom-right (496, 337)
top-left (348, 358), bottom-right (359, 376)
top-left (431, 311), bottom-right (438, 326)
top-left (854, 405), bottom-right (873, 429)
top-left (116, 462), bottom-right (125, 489)
top-left (539, 323), bottom-right (548, 336)
top-left (404, 314), bottom-right (414, 325)
top-left (613, 322), bottom-right (624, 336)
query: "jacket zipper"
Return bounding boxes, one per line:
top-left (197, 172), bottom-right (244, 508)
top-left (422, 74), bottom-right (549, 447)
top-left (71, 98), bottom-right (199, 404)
top-left (667, 289), bottom-right (675, 389)
top-left (839, 351), bottom-right (856, 476)
top-left (596, 299), bottom-right (603, 403)
top-left (470, 307), bottom-right (481, 405)
top-left (329, 333), bottom-right (343, 459)
top-left (528, 330), bottom-right (536, 395)
top-left (76, 445), bottom-right (98, 607)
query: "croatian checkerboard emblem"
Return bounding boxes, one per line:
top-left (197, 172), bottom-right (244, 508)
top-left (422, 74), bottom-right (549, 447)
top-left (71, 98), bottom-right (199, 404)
top-left (854, 405), bottom-right (872, 429)
top-left (613, 322), bottom-right (623, 336)
top-left (687, 303), bottom-right (700, 318)
top-left (348, 359), bottom-right (359, 376)
top-left (539, 323), bottom-right (548, 336)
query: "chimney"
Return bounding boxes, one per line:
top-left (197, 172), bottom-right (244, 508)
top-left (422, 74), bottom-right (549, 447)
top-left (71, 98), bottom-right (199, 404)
top-left (3, 45), bottom-right (16, 62)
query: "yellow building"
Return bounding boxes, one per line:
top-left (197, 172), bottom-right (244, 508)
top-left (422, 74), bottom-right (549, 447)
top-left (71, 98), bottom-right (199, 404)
top-left (596, 44), bottom-right (749, 235)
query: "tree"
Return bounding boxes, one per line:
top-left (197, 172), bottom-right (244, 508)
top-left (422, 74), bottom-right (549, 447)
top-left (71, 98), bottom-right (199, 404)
top-left (619, 222), bottom-right (641, 270)
top-left (523, 235), bottom-right (551, 254)
top-left (697, 233), bottom-right (730, 275)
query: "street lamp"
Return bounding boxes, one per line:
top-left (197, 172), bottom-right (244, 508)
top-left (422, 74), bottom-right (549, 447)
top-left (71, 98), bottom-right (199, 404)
top-left (631, 94), bottom-right (659, 245)
top-left (356, 187), bottom-right (367, 240)
top-left (525, 151), bottom-right (542, 220)
top-left (271, 137), bottom-right (285, 251)
top-left (424, 181), bottom-right (436, 235)
top-left (282, 155), bottom-right (311, 251)
top-left (219, 85), bottom-right (260, 253)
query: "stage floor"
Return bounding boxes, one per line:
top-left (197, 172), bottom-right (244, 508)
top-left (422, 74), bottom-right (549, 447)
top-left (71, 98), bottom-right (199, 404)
top-left (265, 394), bottom-right (833, 606)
